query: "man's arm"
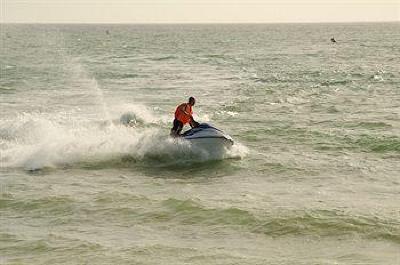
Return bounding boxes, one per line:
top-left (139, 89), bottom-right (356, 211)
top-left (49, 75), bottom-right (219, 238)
top-left (190, 117), bottom-right (200, 128)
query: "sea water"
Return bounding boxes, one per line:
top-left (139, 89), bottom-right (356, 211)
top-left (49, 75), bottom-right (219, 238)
top-left (1, 23), bottom-right (399, 264)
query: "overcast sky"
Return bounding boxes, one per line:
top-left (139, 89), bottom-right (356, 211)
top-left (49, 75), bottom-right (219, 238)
top-left (1, 0), bottom-right (399, 23)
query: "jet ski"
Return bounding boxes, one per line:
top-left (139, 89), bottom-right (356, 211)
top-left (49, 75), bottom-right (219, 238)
top-left (181, 123), bottom-right (234, 149)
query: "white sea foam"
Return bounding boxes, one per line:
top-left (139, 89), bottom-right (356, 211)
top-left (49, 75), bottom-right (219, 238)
top-left (225, 142), bottom-right (249, 159)
top-left (0, 108), bottom-right (245, 170)
top-left (111, 103), bottom-right (169, 126)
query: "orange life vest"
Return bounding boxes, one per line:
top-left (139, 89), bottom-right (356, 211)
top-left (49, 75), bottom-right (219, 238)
top-left (175, 103), bottom-right (193, 124)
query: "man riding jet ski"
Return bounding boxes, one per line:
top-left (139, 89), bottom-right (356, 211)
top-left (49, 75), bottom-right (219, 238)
top-left (170, 97), bottom-right (234, 148)
top-left (170, 96), bottom-right (199, 137)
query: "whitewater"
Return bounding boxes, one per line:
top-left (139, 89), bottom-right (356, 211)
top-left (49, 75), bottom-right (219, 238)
top-left (1, 23), bottom-right (399, 264)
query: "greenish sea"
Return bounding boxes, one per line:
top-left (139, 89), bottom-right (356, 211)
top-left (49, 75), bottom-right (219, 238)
top-left (1, 23), bottom-right (400, 264)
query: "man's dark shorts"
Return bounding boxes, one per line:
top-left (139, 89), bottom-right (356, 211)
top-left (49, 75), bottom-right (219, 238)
top-left (171, 119), bottom-right (184, 135)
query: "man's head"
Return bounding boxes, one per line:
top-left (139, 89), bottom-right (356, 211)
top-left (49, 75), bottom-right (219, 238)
top-left (188, 97), bottom-right (196, 106)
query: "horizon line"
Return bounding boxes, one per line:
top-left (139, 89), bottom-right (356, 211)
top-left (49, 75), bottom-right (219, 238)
top-left (1, 20), bottom-right (399, 25)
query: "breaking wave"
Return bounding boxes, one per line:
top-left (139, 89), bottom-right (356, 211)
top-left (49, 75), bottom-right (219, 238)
top-left (0, 105), bottom-right (247, 171)
top-left (144, 199), bottom-right (400, 244)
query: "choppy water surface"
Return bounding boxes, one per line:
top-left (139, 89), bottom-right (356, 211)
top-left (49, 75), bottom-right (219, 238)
top-left (1, 23), bottom-right (400, 264)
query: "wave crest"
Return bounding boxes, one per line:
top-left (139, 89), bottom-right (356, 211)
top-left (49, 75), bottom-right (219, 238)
top-left (0, 108), bottom-right (245, 170)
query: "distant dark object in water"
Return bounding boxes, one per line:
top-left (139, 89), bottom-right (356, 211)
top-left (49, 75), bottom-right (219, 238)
top-left (330, 37), bottom-right (337, 43)
top-left (106, 30), bottom-right (110, 35)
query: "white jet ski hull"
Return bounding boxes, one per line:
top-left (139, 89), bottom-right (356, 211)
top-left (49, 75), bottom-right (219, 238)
top-left (185, 136), bottom-right (233, 149)
top-left (181, 123), bottom-right (234, 152)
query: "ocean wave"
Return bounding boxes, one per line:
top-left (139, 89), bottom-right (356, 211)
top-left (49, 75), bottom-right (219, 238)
top-left (244, 126), bottom-right (400, 154)
top-left (320, 79), bottom-right (352, 86)
top-left (0, 196), bottom-right (75, 216)
top-left (3, 195), bottom-right (398, 244)
top-left (147, 55), bottom-right (178, 61)
top-left (100, 72), bottom-right (147, 79)
top-left (136, 199), bottom-right (400, 243)
top-left (343, 121), bottom-right (393, 129)
top-left (0, 107), bottom-right (246, 170)
top-left (351, 135), bottom-right (400, 153)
